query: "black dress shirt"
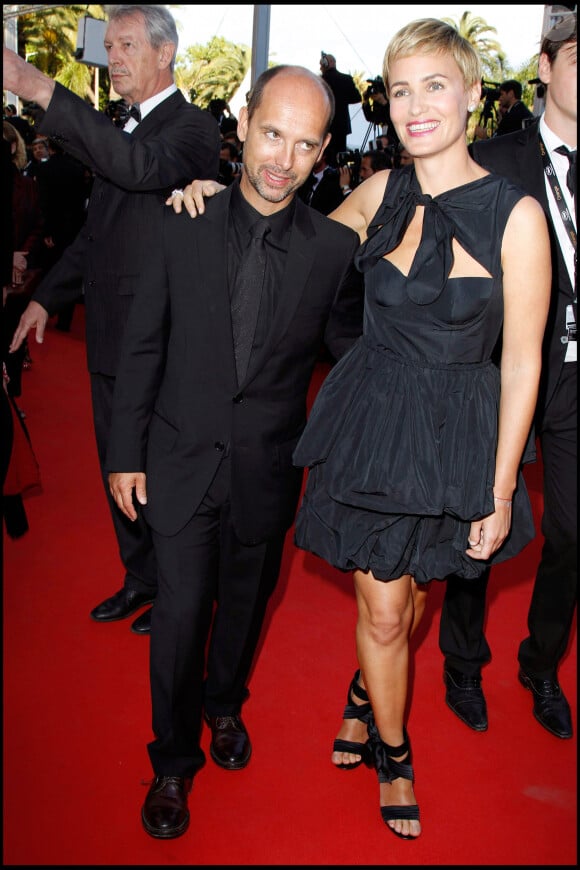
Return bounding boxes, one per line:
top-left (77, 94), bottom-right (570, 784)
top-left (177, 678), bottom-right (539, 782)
top-left (228, 180), bottom-right (295, 356)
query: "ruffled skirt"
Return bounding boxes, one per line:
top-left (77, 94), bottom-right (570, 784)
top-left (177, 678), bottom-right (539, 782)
top-left (293, 339), bottom-right (535, 584)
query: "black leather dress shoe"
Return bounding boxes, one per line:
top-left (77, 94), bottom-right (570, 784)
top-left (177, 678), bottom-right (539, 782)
top-left (90, 588), bottom-right (155, 622)
top-left (518, 667), bottom-right (572, 739)
top-left (205, 714), bottom-right (252, 770)
top-left (141, 775), bottom-right (192, 839)
top-left (131, 607), bottom-right (152, 635)
top-left (444, 665), bottom-right (488, 731)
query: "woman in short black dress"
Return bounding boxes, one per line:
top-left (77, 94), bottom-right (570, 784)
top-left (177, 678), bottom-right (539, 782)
top-left (293, 19), bottom-right (551, 839)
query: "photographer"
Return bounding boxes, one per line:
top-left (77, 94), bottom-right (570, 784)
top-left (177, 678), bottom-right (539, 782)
top-left (362, 77), bottom-right (401, 151)
top-left (217, 140), bottom-right (243, 186)
top-left (474, 79), bottom-right (534, 139)
top-left (319, 51), bottom-right (361, 165)
top-left (298, 145), bottom-right (348, 214)
top-left (359, 148), bottom-right (392, 180)
top-left (362, 76), bottom-right (390, 128)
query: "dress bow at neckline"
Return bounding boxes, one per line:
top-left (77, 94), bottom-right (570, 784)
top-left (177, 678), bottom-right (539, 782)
top-left (355, 168), bottom-right (494, 304)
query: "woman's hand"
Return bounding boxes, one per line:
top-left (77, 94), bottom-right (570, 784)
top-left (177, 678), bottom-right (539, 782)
top-left (466, 499), bottom-right (512, 560)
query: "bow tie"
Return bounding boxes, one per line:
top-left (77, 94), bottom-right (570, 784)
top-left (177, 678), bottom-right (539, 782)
top-left (127, 103), bottom-right (141, 123)
top-left (110, 101), bottom-right (141, 127)
top-left (555, 145), bottom-right (577, 199)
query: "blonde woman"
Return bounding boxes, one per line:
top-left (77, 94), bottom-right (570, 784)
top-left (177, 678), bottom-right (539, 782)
top-left (293, 19), bottom-right (551, 838)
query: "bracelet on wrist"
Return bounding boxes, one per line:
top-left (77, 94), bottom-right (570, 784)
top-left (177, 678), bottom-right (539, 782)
top-left (493, 495), bottom-right (512, 505)
top-left (341, 185), bottom-right (351, 192)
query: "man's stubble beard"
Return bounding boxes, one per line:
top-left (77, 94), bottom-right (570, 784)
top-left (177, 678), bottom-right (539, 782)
top-left (244, 163), bottom-right (303, 204)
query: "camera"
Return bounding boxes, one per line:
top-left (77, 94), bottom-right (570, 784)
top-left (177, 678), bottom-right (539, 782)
top-left (320, 51), bottom-right (329, 70)
top-left (481, 79), bottom-right (501, 101)
top-left (364, 75), bottom-right (387, 101)
top-left (336, 149), bottom-right (362, 185)
top-left (528, 77), bottom-right (546, 100)
top-left (336, 149), bottom-right (360, 167)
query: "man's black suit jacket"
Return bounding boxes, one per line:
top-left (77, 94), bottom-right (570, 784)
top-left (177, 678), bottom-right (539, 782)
top-left (31, 82), bottom-right (220, 376)
top-left (106, 184), bottom-right (364, 544)
top-left (298, 166), bottom-right (345, 215)
top-left (495, 100), bottom-right (534, 137)
top-left (322, 68), bottom-right (361, 145)
top-left (471, 118), bottom-right (572, 416)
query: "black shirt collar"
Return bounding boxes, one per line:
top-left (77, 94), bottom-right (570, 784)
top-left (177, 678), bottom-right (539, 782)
top-left (230, 177), bottom-right (295, 246)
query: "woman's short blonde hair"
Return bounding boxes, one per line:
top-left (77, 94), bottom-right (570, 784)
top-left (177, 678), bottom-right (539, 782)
top-left (383, 18), bottom-right (482, 92)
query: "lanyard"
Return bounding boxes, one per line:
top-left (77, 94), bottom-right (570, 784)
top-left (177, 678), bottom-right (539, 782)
top-left (539, 135), bottom-right (577, 258)
top-left (539, 136), bottom-right (576, 346)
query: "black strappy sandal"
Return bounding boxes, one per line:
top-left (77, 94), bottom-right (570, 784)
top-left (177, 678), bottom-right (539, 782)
top-left (332, 670), bottom-right (373, 770)
top-left (368, 720), bottom-right (420, 839)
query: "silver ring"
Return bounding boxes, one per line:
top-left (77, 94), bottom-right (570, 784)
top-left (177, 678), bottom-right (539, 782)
top-left (171, 188), bottom-right (184, 198)
top-left (468, 539), bottom-right (478, 546)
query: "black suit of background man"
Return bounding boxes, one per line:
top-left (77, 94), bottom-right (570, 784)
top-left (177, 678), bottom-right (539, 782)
top-left (298, 147), bottom-right (346, 216)
top-left (4, 5), bottom-right (221, 636)
top-left (34, 138), bottom-right (92, 331)
top-left (320, 52), bottom-right (361, 165)
top-left (440, 15), bottom-right (576, 742)
top-left (36, 86), bottom-right (219, 626)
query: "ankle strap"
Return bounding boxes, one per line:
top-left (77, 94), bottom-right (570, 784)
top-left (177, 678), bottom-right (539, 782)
top-left (351, 669), bottom-right (370, 703)
top-left (368, 721), bottom-right (413, 783)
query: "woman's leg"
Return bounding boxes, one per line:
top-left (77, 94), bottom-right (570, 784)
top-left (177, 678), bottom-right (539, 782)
top-left (354, 569), bottom-right (422, 838)
top-left (332, 578), bottom-right (427, 768)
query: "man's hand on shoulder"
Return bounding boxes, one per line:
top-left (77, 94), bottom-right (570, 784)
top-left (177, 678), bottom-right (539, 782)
top-left (165, 179), bottom-right (227, 217)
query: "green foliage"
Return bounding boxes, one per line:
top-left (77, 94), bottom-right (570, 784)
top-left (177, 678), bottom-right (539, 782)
top-left (516, 56), bottom-right (542, 110)
top-left (175, 36), bottom-right (250, 108)
top-left (17, 4), bottom-right (106, 103)
top-left (442, 11), bottom-right (541, 140)
top-left (442, 11), bottom-right (506, 81)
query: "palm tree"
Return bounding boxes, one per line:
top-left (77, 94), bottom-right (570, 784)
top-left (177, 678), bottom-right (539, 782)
top-left (443, 11), bottom-right (507, 77)
top-left (175, 36), bottom-right (250, 108)
top-left (442, 11), bottom-right (510, 138)
top-left (16, 4), bottom-right (106, 104)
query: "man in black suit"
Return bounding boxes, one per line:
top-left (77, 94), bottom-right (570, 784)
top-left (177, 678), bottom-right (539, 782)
top-left (5, 5), bottom-right (221, 635)
top-left (440, 14), bottom-right (576, 740)
top-left (106, 64), bottom-right (363, 839)
top-left (474, 79), bottom-right (535, 140)
top-left (319, 52), bottom-right (361, 166)
top-left (34, 138), bottom-right (91, 331)
top-left (298, 146), bottom-right (348, 215)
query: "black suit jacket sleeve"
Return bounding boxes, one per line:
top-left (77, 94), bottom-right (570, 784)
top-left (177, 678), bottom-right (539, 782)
top-left (470, 120), bottom-right (571, 414)
top-left (324, 69), bottom-right (362, 105)
top-left (39, 83), bottom-right (220, 192)
top-left (31, 84), bottom-right (220, 375)
top-left (495, 101), bottom-right (534, 137)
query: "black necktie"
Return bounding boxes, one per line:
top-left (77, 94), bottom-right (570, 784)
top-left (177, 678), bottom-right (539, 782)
top-left (231, 219), bottom-right (271, 383)
top-left (555, 145), bottom-right (577, 199)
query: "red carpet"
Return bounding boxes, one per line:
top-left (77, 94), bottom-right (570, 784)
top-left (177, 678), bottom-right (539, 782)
top-left (3, 305), bottom-right (577, 866)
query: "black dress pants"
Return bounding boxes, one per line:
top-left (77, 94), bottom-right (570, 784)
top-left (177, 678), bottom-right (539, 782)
top-left (147, 455), bottom-right (286, 777)
top-left (518, 363), bottom-right (577, 679)
top-left (439, 568), bottom-right (491, 677)
top-left (440, 363), bottom-right (577, 681)
top-left (90, 373), bottom-right (158, 595)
